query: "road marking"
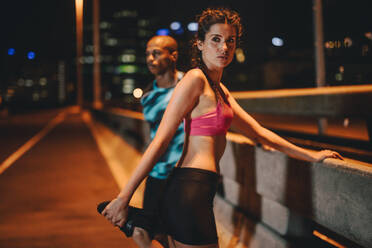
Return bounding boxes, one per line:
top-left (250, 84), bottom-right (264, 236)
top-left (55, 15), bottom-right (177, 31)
top-left (0, 112), bottom-right (66, 175)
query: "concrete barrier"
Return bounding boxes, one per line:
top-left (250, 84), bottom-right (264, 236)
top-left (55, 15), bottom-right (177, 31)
top-left (90, 107), bottom-right (372, 247)
top-left (232, 84), bottom-right (372, 145)
top-left (220, 136), bottom-right (372, 248)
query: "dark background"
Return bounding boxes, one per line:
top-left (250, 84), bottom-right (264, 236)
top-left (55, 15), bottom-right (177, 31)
top-left (0, 0), bottom-right (371, 109)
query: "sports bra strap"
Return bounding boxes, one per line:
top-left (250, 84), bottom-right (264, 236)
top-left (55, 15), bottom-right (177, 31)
top-left (201, 68), bottom-right (229, 105)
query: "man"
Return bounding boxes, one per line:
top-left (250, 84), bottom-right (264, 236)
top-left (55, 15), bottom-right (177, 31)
top-left (132, 35), bottom-right (184, 248)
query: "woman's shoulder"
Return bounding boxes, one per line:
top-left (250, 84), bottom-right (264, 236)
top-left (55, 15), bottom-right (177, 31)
top-left (184, 68), bottom-right (205, 80)
top-left (180, 68), bottom-right (207, 89)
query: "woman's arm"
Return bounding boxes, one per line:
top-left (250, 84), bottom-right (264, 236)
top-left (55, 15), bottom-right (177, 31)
top-left (221, 84), bottom-right (342, 162)
top-left (102, 69), bottom-right (204, 226)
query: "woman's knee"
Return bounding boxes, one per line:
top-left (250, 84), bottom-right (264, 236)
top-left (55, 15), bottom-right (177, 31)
top-left (132, 227), bottom-right (151, 244)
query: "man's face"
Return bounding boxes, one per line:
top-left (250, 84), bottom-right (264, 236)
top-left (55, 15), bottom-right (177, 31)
top-left (146, 41), bottom-right (174, 76)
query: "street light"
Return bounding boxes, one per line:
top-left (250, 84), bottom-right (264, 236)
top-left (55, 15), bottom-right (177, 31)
top-left (313, 0), bottom-right (328, 134)
top-left (93, 0), bottom-right (102, 109)
top-left (75, 0), bottom-right (84, 107)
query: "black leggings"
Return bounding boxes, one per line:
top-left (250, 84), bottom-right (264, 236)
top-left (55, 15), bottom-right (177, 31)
top-left (160, 167), bottom-right (220, 245)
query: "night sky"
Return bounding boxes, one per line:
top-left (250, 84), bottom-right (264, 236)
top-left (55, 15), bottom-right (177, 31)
top-left (1, 0), bottom-right (371, 83)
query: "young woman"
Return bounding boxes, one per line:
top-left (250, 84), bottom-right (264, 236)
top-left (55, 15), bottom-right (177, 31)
top-left (102, 7), bottom-right (342, 248)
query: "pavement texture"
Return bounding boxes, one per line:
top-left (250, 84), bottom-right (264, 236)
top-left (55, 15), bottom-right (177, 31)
top-left (0, 109), bottom-right (137, 248)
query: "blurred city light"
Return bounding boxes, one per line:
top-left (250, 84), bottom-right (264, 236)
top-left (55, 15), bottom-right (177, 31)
top-left (122, 78), bottom-right (135, 93)
top-left (156, 28), bottom-right (170, 36)
top-left (170, 22), bottom-right (181, 30)
top-left (120, 54), bottom-right (136, 63)
top-left (17, 78), bottom-right (25, 86)
top-left (105, 91), bottom-right (112, 100)
top-left (344, 37), bottom-right (352, 47)
top-left (235, 48), bottom-right (245, 63)
top-left (133, 88), bottom-right (143, 98)
top-left (25, 79), bottom-right (34, 87)
top-left (40, 90), bottom-right (48, 98)
top-left (138, 19), bottom-right (149, 27)
top-left (100, 22), bottom-right (111, 29)
top-left (8, 48), bottom-right (15, 56)
top-left (272, 37), bottom-right (284, 47)
top-left (27, 51), bottom-right (36, 60)
top-left (362, 45), bottom-right (369, 56)
top-left (114, 10), bottom-right (138, 18)
top-left (39, 77), bottom-right (48, 86)
top-left (84, 56), bottom-right (94, 64)
top-left (187, 22), bottom-right (198, 32)
top-left (105, 38), bottom-right (118, 46)
top-left (365, 32), bottom-right (372, 40)
top-left (335, 73), bottom-right (343, 81)
top-left (343, 118), bottom-right (350, 127)
top-left (325, 40), bottom-right (342, 49)
top-left (117, 65), bottom-right (138, 74)
top-left (174, 27), bottom-right (184, 35)
top-left (32, 92), bottom-right (40, 102)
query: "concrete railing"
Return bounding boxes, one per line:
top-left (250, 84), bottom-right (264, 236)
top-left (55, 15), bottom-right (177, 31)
top-left (90, 87), bottom-right (372, 247)
top-left (219, 134), bottom-right (372, 248)
top-left (232, 84), bottom-right (372, 145)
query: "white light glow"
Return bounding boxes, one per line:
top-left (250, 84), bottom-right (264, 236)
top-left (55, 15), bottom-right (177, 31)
top-left (133, 88), bottom-right (143, 98)
top-left (235, 48), bottom-right (245, 63)
top-left (121, 54), bottom-right (136, 63)
top-left (187, 22), bottom-right (198, 32)
top-left (122, 79), bottom-right (135, 94)
top-left (39, 77), bottom-right (47, 86)
top-left (272, 37), bottom-right (284, 47)
top-left (170, 22), bottom-right (181, 30)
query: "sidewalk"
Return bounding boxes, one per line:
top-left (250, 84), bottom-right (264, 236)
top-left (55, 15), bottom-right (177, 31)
top-left (0, 109), bottom-right (137, 248)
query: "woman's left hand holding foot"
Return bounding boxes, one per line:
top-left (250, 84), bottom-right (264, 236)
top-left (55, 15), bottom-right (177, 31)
top-left (102, 197), bottom-right (128, 228)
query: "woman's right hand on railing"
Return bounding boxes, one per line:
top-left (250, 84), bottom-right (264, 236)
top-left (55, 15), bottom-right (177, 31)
top-left (311, 149), bottom-right (344, 162)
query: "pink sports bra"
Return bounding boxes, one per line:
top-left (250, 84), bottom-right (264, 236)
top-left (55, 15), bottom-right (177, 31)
top-left (184, 100), bottom-right (234, 136)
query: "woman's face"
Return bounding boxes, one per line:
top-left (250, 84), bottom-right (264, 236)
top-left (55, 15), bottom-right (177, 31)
top-left (198, 23), bottom-right (237, 70)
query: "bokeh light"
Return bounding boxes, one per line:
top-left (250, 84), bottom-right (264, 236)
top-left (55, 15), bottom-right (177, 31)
top-left (133, 88), bottom-right (143, 98)
top-left (272, 37), bottom-right (284, 47)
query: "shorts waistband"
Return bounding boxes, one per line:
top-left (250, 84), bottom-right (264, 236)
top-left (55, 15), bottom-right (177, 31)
top-left (171, 167), bottom-right (220, 183)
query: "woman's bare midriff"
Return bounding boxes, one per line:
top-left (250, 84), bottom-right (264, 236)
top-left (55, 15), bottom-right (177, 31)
top-left (176, 134), bottom-right (227, 173)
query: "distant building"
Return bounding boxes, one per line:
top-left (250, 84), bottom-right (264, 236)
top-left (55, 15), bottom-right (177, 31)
top-left (83, 8), bottom-right (157, 109)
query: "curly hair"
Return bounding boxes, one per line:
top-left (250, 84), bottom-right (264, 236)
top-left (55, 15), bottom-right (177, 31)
top-left (190, 7), bottom-right (243, 68)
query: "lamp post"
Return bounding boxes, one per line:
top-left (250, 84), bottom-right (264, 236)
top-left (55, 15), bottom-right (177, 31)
top-left (75, 0), bottom-right (84, 107)
top-left (313, 0), bottom-right (327, 134)
top-left (93, 0), bottom-right (102, 109)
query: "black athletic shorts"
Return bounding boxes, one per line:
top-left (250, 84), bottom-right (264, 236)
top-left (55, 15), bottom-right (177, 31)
top-left (143, 176), bottom-right (168, 213)
top-left (160, 167), bottom-right (220, 245)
